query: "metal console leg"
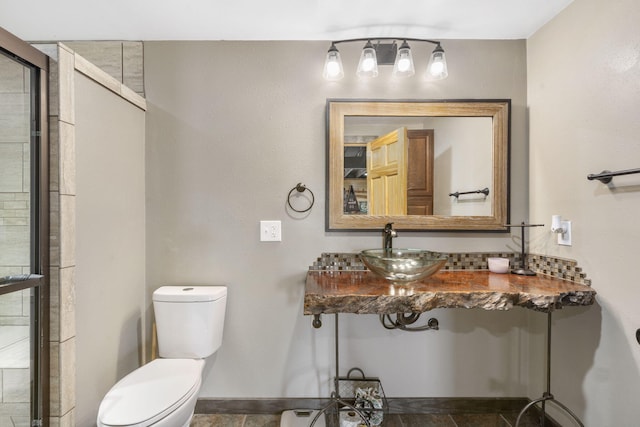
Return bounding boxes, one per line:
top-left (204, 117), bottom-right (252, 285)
top-left (515, 312), bottom-right (584, 427)
top-left (310, 314), bottom-right (372, 427)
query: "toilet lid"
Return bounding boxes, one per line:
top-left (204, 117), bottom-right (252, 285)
top-left (98, 359), bottom-right (203, 427)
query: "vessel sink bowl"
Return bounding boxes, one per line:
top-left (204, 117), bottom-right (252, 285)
top-left (359, 248), bottom-right (448, 284)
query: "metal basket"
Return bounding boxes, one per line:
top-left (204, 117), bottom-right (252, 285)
top-left (336, 368), bottom-right (387, 426)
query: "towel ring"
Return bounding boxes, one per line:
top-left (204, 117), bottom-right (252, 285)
top-left (287, 183), bottom-right (315, 213)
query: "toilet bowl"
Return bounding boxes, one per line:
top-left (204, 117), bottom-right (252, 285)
top-left (98, 359), bottom-right (203, 427)
top-left (97, 286), bottom-right (227, 427)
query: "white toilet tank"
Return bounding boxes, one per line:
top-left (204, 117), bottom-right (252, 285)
top-left (153, 285), bottom-right (227, 359)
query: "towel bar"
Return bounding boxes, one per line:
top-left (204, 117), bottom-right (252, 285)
top-left (587, 168), bottom-right (640, 184)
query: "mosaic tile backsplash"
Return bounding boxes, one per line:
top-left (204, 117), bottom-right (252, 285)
top-left (310, 252), bottom-right (591, 286)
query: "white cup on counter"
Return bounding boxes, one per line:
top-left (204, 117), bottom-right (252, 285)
top-left (487, 257), bottom-right (510, 274)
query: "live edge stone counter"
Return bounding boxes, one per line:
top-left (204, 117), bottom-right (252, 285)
top-left (304, 270), bottom-right (596, 315)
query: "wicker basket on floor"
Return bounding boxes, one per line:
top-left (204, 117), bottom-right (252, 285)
top-left (336, 368), bottom-right (387, 426)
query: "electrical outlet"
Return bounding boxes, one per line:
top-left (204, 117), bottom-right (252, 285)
top-left (558, 220), bottom-right (572, 246)
top-left (260, 220), bottom-right (282, 242)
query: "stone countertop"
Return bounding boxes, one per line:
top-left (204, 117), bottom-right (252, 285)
top-left (304, 270), bottom-right (596, 315)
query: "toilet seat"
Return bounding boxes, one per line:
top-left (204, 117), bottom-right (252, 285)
top-left (97, 358), bottom-right (204, 427)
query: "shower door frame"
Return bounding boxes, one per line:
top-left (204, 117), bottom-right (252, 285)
top-left (0, 26), bottom-right (50, 427)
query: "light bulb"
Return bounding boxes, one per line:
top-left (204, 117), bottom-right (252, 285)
top-left (397, 57), bottom-right (411, 72)
top-left (361, 56), bottom-right (375, 71)
top-left (326, 61), bottom-right (340, 76)
top-left (430, 61), bottom-right (444, 74)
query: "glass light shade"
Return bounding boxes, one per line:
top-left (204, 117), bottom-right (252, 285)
top-left (356, 41), bottom-right (378, 78)
top-left (323, 44), bottom-right (344, 81)
top-left (392, 41), bottom-right (415, 78)
top-left (426, 44), bottom-right (448, 80)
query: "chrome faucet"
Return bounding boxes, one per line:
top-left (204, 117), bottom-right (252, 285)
top-left (383, 223), bottom-right (397, 250)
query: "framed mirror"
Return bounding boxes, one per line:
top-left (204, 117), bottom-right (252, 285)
top-left (326, 99), bottom-right (510, 231)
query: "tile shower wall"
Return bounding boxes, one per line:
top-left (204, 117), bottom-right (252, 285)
top-left (0, 48), bottom-right (31, 278)
top-left (0, 45), bottom-right (32, 427)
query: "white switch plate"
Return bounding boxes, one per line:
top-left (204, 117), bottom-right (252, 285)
top-left (558, 220), bottom-right (572, 246)
top-left (260, 220), bottom-right (282, 242)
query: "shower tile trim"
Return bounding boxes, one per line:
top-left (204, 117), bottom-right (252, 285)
top-left (69, 44), bottom-right (146, 111)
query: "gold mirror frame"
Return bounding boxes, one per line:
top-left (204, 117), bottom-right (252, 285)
top-left (326, 99), bottom-right (510, 231)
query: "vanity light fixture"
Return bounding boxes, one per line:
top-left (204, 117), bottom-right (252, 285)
top-left (323, 37), bottom-right (448, 81)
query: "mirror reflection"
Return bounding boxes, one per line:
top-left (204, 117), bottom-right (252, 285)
top-left (343, 116), bottom-right (493, 217)
top-left (327, 100), bottom-right (510, 231)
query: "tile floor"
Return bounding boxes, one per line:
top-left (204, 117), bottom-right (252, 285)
top-left (0, 325), bottom-right (30, 427)
top-left (191, 410), bottom-right (546, 427)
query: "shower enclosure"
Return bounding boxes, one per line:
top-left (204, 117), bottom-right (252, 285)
top-left (0, 27), bottom-right (49, 426)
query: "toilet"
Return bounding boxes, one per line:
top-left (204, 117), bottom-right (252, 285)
top-left (97, 285), bottom-right (227, 427)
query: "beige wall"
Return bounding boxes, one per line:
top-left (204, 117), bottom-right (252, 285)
top-left (528, 0), bottom-right (640, 424)
top-left (144, 40), bottom-right (530, 399)
top-left (74, 71), bottom-right (146, 426)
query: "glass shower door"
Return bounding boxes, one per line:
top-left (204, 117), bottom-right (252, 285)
top-left (0, 30), bottom-right (48, 427)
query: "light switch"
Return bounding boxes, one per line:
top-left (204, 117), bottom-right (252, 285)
top-left (260, 220), bottom-right (282, 242)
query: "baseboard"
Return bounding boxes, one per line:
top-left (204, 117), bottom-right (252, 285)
top-left (387, 397), bottom-right (530, 414)
top-left (196, 396), bottom-right (536, 415)
top-left (196, 398), bottom-right (332, 415)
